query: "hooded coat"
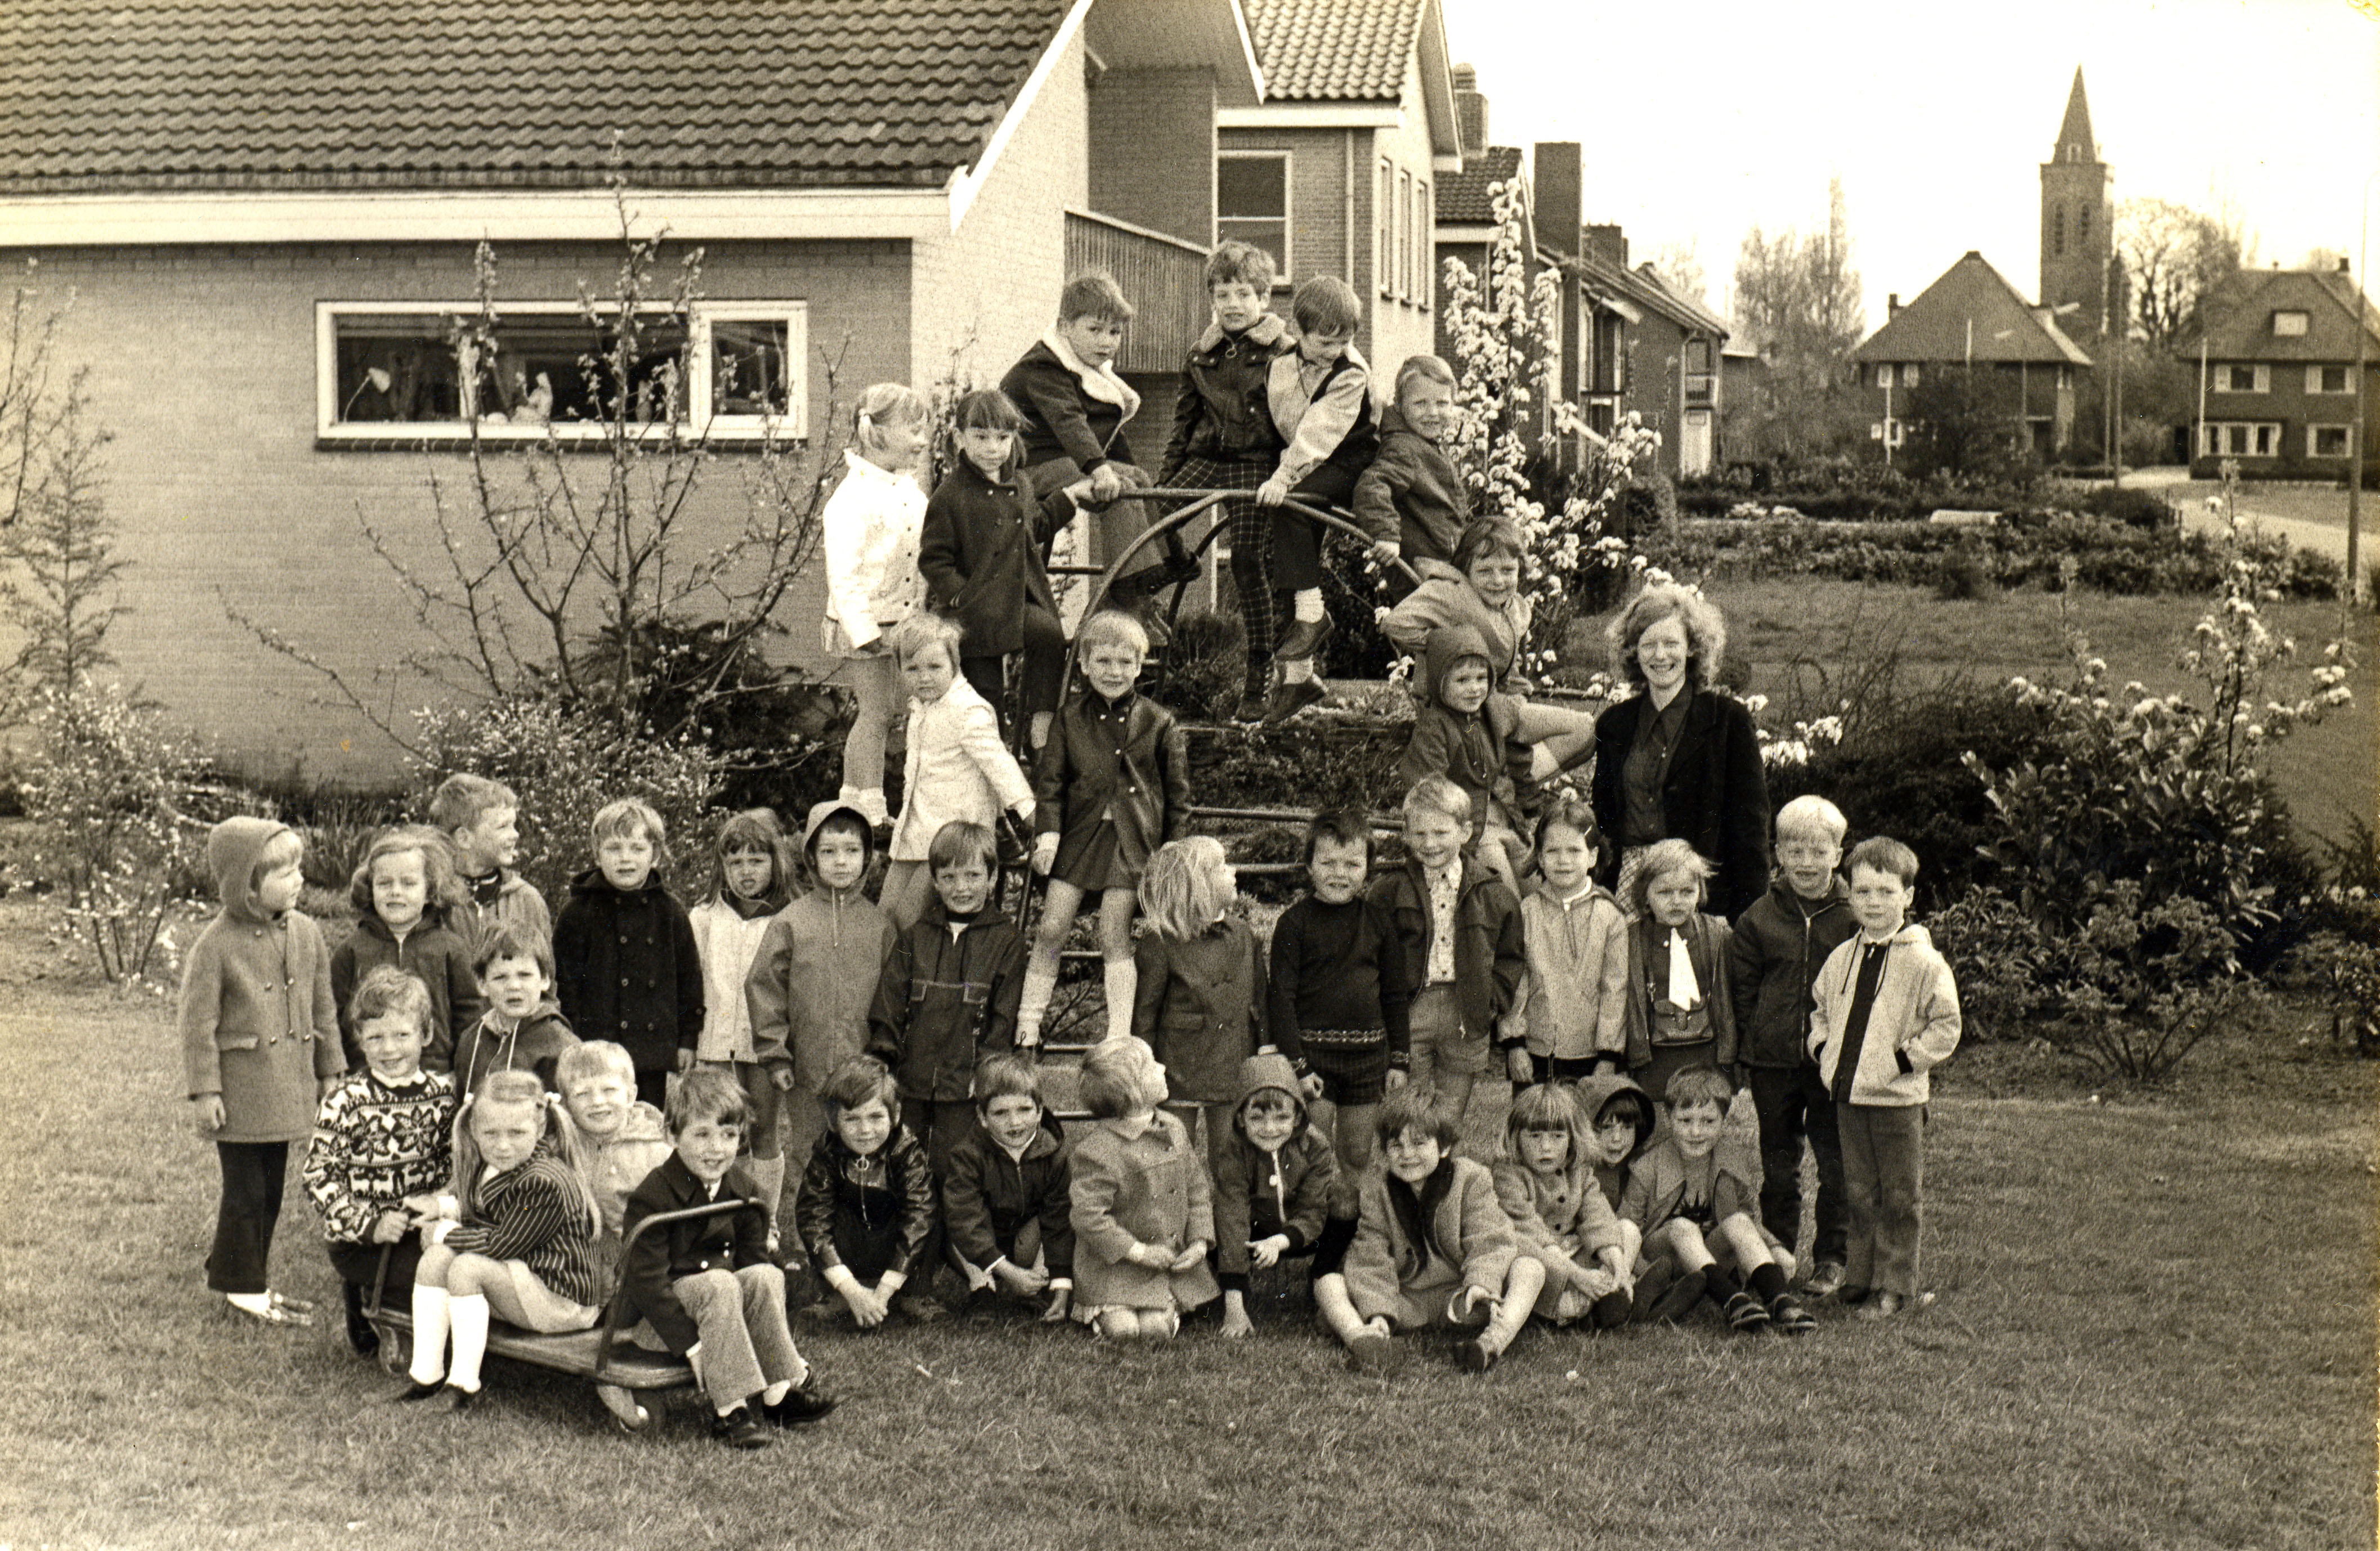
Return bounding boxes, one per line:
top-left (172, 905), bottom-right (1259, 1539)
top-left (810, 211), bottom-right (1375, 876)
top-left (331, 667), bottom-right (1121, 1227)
top-left (181, 817), bottom-right (343, 1143)
top-left (746, 803), bottom-right (896, 1095)
top-left (1210, 1054), bottom-right (1337, 1285)
top-left (449, 1005), bottom-right (579, 1097)
top-left (551, 867), bottom-right (704, 1077)
top-left (1573, 1070), bottom-right (1656, 1211)
top-left (1395, 624), bottom-right (1530, 840)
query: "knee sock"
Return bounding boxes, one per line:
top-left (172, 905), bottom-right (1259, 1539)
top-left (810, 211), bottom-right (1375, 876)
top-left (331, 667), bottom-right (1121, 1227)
top-left (1018, 957), bottom-right (1059, 1046)
top-left (444, 1293), bottom-right (491, 1393)
top-left (407, 1284), bottom-right (451, 1385)
top-left (1748, 1261), bottom-right (1787, 1304)
top-left (1292, 589), bottom-right (1324, 623)
top-left (1702, 1266), bottom-right (1745, 1307)
top-left (750, 1154), bottom-right (786, 1223)
top-left (1308, 1213), bottom-right (1359, 1280)
top-left (1282, 658), bottom-right (1314, 684)
top-left (1101, 959), bottom-right (1137, 1042)
top-left (1030, 711), bottom-right (1053, 750)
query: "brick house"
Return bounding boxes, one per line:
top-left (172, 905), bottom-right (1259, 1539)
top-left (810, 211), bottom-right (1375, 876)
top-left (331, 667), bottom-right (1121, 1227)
top-left (2178, 264), bottom-right (2380, 479)
top-left (0, 0), bottom-right (1260, 778)
top-left (1850, 250), bottom-right (2095, 459)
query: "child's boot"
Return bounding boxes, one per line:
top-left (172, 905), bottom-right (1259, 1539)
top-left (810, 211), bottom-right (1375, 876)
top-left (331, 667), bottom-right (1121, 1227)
top-left (1455, 1290), bottom-right (1532, 1373)
top-left (342, 1281), bottom-right (379, 1356)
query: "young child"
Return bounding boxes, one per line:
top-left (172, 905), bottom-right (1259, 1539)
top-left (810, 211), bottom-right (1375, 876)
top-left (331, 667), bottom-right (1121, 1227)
top-left (428, 774), bottom-right (552, 954)
top-left (1021, 610), bottom-right (1190, 1048)
top-left (1493, 1083), bottom-right (1633, 1331)
top-left (1577, 1072), bottom-right (1656, 1239)
top-left (556, 1039), bottom-right (672, 1285)
top-left (400, 1069), bottom-right (605, 1409)
top-left (1728, 795), bottom-right (1858, 1298)
top-left (1131, 836), bottom-right (1268, 1167)
top-left (1316, 1087), bottom-right (1546, 1373)
top-left (449, 925), bottom-right (578, 1096)
top-left (1386, 518), bottom-right (1598, 756)
top-left (687, 809), bottom-right (797, 1219)
top-left (1254, 275), bottom-right (1383, 723)
top-left (619, 1069), bottom-right (838, 1450)
top-left (305, 966), bottom-right (456, 1356)
top-left (552, 798), bottom-right (704, 1110)
top-left (1155, 240), bottom-right (1296, 721)
top-left (1807, 836), bottom-right (1961, 1320)
top-left (1000, 271), bottom-right (1190, 609)
top-left (796, 1055), bottom-right (942, 1326)
top-left (182, 815), bottom-right (343, 1327)
top-left (820, 381), bottom-right (932, 828)
top-left (1350, 353), bottom-right (1468, 600)
top-left (1506, 800), bottom-right (1630, 1088)
top-left (1620, 1067), bottom-right (1811, 1334)
top-left (747, 800), bottom-right (896, 1196)
top-left (940, 1052), bottom-right (1073, 1322)
top-left (883, 613), bottom-right (1035, 930)
top-left (1369, 777), bottom-right (1525, 1132)
top-left (1212, 1052), bottom-right (1339, 1338)
top-left (330, 824), bottom-right (481, 1074)
top-left (918, 388), bottom-right (1089, 748)
top-left (1395, 623), bottom-right (1533, 890)
top-left (1067, 1036), bottom-right (1218, 1339)
top-left (1622, 839), bottom-right (1738, 1105)
top-left (867, 820), bottom-right (1027, 1182)
top-left (1267, 810), bottom-right (1413, 1270)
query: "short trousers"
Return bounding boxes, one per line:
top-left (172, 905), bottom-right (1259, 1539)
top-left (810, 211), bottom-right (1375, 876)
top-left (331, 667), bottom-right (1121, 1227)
top-left (1357, 1277), bottom-right (1484, 1333)
top-left (489, 1258), bottom-right (601, 1334)
top-left (1410, 984), bottom-right (1489, 1077)
top-left (1527, 1051), bottom-right (1607, 1087)
top-left (1303, 1036), bottom-right (1392, 1107)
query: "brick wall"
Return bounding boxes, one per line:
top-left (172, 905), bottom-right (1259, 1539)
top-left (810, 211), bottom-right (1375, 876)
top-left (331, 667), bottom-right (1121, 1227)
top-left (0, 237), bottom-right (907, 781)
top-left (1089, 67), bottom-right (1216, 248)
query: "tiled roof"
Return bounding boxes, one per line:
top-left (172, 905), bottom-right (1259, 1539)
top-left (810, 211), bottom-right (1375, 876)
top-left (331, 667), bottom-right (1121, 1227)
top-left (0, 0), bottom-right (1072, 194)
top-left (1243, 0), bottom-right (1420, 100)
top-left (1852, 251), bottom-right (2094, 367)
top-left (1436, 145), bottom-right (1521, 223)
top-left (2180, 268), bottom-right (2380, 361)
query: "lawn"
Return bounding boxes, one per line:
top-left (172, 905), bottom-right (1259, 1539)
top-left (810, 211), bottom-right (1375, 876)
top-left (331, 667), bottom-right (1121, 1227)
top-left (0, 898), bottom-right (2371, 1551)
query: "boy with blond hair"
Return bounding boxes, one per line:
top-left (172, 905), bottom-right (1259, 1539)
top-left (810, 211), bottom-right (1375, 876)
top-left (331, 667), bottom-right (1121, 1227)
top-left (427, 774), bottom-right (552, 952)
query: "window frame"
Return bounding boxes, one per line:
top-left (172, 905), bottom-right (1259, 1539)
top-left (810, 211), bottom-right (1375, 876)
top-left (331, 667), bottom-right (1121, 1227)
top-left (1216, 149), bottom-right (1294, 288)
top-left (315, 299), bottom-right (808, 444)
top-left (1377, 158), bottom-right (1395, 299)
top-left (2201, 420), bottom-right (2283, 458)
top-left (1414, 178), bottom-right (1431, 311)
top-left (1398, 168), bottom-right (1413, 301)
top-left (2307, 364), bottom-right (2352, 394)
top-left (2271, 310), bottom-right (2310, 338)
top-left (2309, 424), bottom-right (2352, 458)
top-left (2218, 363), bottom-right (2270, 395)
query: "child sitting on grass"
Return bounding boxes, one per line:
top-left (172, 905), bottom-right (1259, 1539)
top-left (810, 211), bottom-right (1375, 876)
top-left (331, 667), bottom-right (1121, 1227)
top-left (400, 1069), bottom-right (603, 1410)
top-left (1068, 1036), bottom-right (1218, 1339)
top-left (1315, 1086), bottom-right (1546, 1374)
top-left (553, 798), bottom-right (704, 1109)
top-left (797, 1056), bottom-right (942, 1328)
top-left (1623, 839), bottom-right (1738, 1107)
top-left (882, 614), bottom-right (1036, 930)
top-left (1131, 836), bottom-right (1268, 1168)
top-left (940, 1053), bottom-right (1073, 1323)
top-left (1506, 800), bottom-right (1629, 1088)
top-left (556, 1040), bottom-right (672, 1285)
top-left (1350, 353), bottom-right (1466, 600)
top-left (1620, 1067), bottom-right (1811, 1335)
top-left (1493, 1083), bottom-right (1632, 1331)
top-left (619, 1069), bottom-right (838, 1451)
top-left (430, 774), bottom-right (551, 954)
top-left (1212, 1053), bottom-right (1339, 1338)
top-left (332, 824), bottom-right (480, 1074)
top-left (1808, 836), bottom-right (1961, 1320)
top-left (449, 925), bottom-right (578, 1097)
top-left (1577, 1072), bottom-right (1654, 1234)
top-left (184, 816), bottom-right (343, 1329)
top-left (687, 809), bottom-right (798, 1220)
top-left (305, 966), bottom-right (456, 1356)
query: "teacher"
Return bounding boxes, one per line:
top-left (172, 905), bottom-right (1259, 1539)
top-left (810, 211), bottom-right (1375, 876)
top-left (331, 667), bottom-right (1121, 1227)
top-left (1591, 582), bottom-right (1772, 921)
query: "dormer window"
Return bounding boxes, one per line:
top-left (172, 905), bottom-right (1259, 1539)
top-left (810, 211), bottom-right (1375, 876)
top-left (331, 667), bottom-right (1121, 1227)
top-left (2272, 310), bottom-right (2309, 337)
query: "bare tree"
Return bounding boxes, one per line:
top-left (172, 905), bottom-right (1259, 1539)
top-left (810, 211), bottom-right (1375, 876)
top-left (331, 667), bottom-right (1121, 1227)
top-left (1729, 177), bottom-right (1867, 455)
top-left (2118, 196), bottom-right (2250, 347)
top-left (1646, 237), bottom-right (1710, 311)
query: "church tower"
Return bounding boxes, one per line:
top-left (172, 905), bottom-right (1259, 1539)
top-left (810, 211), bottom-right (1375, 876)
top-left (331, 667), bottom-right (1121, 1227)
top-left (2039, 67), bottom-right (2113, 336)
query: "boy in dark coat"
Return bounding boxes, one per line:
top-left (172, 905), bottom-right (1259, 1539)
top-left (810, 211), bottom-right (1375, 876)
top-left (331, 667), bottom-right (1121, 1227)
top-left (941, 1053), bottom-right (1073, 1321)
top-left (552, 799), bottom-right (704, 1109)
top-left (1213, 1053), bottom-right (1339, 1337)
top-left (1350, 354), bottom-right (1468, 601)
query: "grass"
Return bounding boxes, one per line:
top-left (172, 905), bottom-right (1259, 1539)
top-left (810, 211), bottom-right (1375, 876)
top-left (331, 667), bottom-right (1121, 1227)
top-left (0, 896), bottom-right (2373, 1551)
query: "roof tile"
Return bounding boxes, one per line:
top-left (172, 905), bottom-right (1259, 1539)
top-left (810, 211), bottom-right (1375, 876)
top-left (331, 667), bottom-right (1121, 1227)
top-left (1242, 0), bottom-right (1419, 101)
top-left (1852, 251), bottom-right (2093, 367)
top-left (1435, 143), bottom-right (1519, 224)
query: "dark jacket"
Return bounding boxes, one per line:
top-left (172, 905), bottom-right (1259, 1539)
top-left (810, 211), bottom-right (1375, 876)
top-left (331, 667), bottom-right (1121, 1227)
top-left (449, 1005), bottom-right (579, 1097)
top-left (552, 869), bottom-right (705, 1075)
top-left (1395, 625), bottom-right (1531, 840)
top-left (919, 460), bottom-right (1075, 658)
top-left (797, 1126), bottom-right (938, 1280)
top-left (1213, 1124), bottom-right (1337, 1284)
top-left (329, 908), bottom-right (482, 1074)
top-left (618, 1153), bottom-right (773, 1355)
top-left (941, 1111), bottom-right (1074, 1281)
top-left (1002, 337), bottom-right (1137, 474)
top-left (1159, 315), bottom-right (1294, 476)
top-left (1728, 875), bottom-right (1858, 1070)
top-left (1590, 688), bottom-right (1773, 921)
top-left (1349, 406), bottom-right (1469, 570)
top-left (866, 901), bottom-right (1026, 1103)
top-left (1367, 855), bottom-right (1525, 1042)
top-left (1032, 688), bottom-right (1191, 867)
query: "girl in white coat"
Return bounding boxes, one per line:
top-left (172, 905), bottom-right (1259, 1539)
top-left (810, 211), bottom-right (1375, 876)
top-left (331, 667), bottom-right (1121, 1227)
top-left (882, 613), bottom-right (1035, 929)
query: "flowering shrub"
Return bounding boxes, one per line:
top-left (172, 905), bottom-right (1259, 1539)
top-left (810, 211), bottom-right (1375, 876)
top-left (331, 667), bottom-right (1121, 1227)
top-left (15, 683), bottom-right (201, 988)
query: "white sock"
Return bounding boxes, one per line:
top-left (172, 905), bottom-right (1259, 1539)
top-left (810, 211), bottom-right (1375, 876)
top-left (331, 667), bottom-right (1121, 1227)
top-left (226, 1291), bottom-right (272, 1316)
top-left (1283, 659), bottom-right (1314, 684)
top-left (1102, 959), bottom-right (1138, 1042)
top-left (444, 1293), bottom-right (490, 1393)
top-left (1018, 959), bottom-right (1058, 1046)
top-left (1029, 712), bottom-right (1054, 750)
top-left (853, 788), bottom-right (889, 827)
top-left (1292, 589), bottom-right (1324, 623)
top-left (762, 1379), bottom-right (793, 1406)
top-left (407, 1285), bottom-right (450, 1386)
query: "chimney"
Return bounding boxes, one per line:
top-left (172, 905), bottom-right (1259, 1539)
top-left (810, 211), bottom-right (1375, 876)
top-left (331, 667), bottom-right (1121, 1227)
top-left (2340, 257), bottom-right (2354, 275)
top-left (1887, 293), bottom-right (1903, 319)
top-left (1533, 142), bottom-right (1581, 260)
top-left (1583, 222), bottom-right (1626, 271)
top-left (1453, 64), bottom-right (1488, 157)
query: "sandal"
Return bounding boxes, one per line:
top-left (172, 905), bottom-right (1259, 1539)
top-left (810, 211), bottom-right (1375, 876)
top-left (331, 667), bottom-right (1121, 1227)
top-left (227, 1296), bottom-right (312, 1328)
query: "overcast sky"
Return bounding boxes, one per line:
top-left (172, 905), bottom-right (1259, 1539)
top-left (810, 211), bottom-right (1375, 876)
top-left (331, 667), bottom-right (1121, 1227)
top-left (1442, 0), bottom-right (2380, 332)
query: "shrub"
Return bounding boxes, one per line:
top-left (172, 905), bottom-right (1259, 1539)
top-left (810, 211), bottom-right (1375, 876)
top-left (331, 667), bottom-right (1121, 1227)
top-left (1158, 610), bottom-right (1246, 723)
top-left (1934, 539), bottom-right (1995, 601)
top-left (1928, 886), bottom-right (2052, 1041)
top-left (2076, 485), bottom-right (2180, 531)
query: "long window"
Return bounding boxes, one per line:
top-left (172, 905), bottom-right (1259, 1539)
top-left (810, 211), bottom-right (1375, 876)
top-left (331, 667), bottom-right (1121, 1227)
top-left (1218, 151), bottom-right (1291, 283)
top-left (1377, 158), bottom-right (1395, 298)
top-left (2202, 421), bottom-right (2280, 458)
top-left (317, 302), bottom-right (806, 441)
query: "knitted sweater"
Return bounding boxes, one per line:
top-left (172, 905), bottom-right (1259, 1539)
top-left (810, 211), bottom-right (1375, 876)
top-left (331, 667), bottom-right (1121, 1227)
top-left (303, 1068), bottom-right (457, 1244)
top-left (1264, 892), bottom-right (1415, 1068)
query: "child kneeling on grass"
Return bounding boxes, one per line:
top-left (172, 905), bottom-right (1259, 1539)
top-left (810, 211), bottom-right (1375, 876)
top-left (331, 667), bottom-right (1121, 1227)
top-left (1620, 1067), bottom-right (1811, 1335)
top-left (1315, 1087), bottom-right (1545, 1374)
top-left (619, 1069), bottom-right (837, 1451)
top-left (797, 1056), bottom-right (943, 1328)
top-left (1213, 1053), bottom-right (1339, 1338)
top-left (1068, 1036), bottom-right (1217, 1339)
top-left (941, 1053), bottom-right (1074, 1322)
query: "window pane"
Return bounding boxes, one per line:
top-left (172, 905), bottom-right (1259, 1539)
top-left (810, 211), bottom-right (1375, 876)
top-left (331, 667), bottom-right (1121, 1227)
top-left (2321, 365), bottom-right (2348, 392)
top-left (1218, 219), bottom-right (1287, 277)
top-left (710, 319), bottom-right (791, 417)
top-left (1218, 156), bottom-right (1286, 218)
top-left (2254, 424), bottom-right (2272, 455)
top-left (330, 311), bottom-right (688, 427)
top-left (2272, 311), bottom-right (2309, 337)
top-left (2314, 427), bottom-right (2349, 456)
top-left (334, 313), bottom-right (464, 423)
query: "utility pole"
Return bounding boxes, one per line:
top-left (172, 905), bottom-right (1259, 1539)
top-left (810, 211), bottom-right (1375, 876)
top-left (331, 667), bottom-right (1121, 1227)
top-left (2351, 173), bottom-right (2373, 609)
top-left (2108, 256), bottom-right (2126, 487)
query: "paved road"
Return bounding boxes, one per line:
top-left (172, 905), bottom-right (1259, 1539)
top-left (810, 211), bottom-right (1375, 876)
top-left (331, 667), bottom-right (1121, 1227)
top-left (2118, 466), bottom-right (2366, 566)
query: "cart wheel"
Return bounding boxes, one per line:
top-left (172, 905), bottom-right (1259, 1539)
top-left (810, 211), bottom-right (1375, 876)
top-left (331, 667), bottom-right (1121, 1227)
top-left (374, 1326), bottom-right (410, 1377)
top-left (596, 1383), bottom-right (651, 1433)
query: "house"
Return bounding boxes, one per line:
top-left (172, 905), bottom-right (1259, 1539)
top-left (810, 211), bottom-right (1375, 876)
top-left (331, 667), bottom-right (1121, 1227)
top-left (0, 0), bottom-right (1261, 777)
top-left (2177, 263), bottom-right (2380, 478)
top-left (1850, 251), bottom-right (2095, 458)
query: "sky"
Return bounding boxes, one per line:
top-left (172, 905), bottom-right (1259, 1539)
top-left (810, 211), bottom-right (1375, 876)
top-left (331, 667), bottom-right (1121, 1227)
top-left (1441, 0), bottom-right (2380, 333)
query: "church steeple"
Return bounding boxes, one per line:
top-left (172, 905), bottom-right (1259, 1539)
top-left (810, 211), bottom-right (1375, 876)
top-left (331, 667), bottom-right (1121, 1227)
top-left (2040, 66), bottom-right (2112, 336)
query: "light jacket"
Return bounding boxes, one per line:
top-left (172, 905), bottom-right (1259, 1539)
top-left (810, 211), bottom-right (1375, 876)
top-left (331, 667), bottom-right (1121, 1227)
top-left (891, 675), bottom-right (1033, 863)
top-left (1068, 1110), bottom-right (1221, 1312)
top-left (688, 896), bottom-right (776, 1063)
top-left (1514, 880), bottom-right (1630, 1061)
top-left (1265, 344), bottom-right (1377, 493)
top-left (1807, 924), bottom-right (1962, 1106)
top-left (820, 448), bottom-right (928, 653)
top-left (1617, 1133), bottom-right (1763, 1241)
top-left (1728, 875), bottom-right (1858, 1070)
top-left (1340, 1156), bottom-right (1518, 1320)
top-left (451, 868), bottom-right (552, 959)
top-left (747, 886), bottom-right (893, 1095)
top-left (1383, 576), bottom-right (1535, 693)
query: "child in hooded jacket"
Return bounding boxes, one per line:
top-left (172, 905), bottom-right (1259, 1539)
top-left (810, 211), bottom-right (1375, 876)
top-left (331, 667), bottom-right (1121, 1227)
top-left (687, 808), bottom-right (799, 1219)
top-left (1395, 623), bottom-right (1536, 891)
top-left (184, 815), bottom-right (345, 1327)
top-left (330, 824), bottom-right (481, 1074)
top-left (881, 613), bottom-right (1035, 930)
top-left (1212, 1053), bottom-right (1338, 1338)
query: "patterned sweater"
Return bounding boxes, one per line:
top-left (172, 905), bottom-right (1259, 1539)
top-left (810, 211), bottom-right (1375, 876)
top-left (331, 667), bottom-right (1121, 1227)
top-left (303, 1069), bottom-right (457, 1244)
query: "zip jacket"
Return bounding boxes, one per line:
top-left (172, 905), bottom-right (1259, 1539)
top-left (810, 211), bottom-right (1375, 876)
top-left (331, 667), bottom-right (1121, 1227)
top-left (1807, 924), bottom-right (1962, 1106)
top-left (1728, 875), bottom-right (1858, 1069)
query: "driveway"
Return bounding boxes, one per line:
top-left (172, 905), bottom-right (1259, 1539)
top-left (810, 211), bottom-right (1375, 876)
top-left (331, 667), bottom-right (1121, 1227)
top-left (2124, 465), bottom-right (2366, 565)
